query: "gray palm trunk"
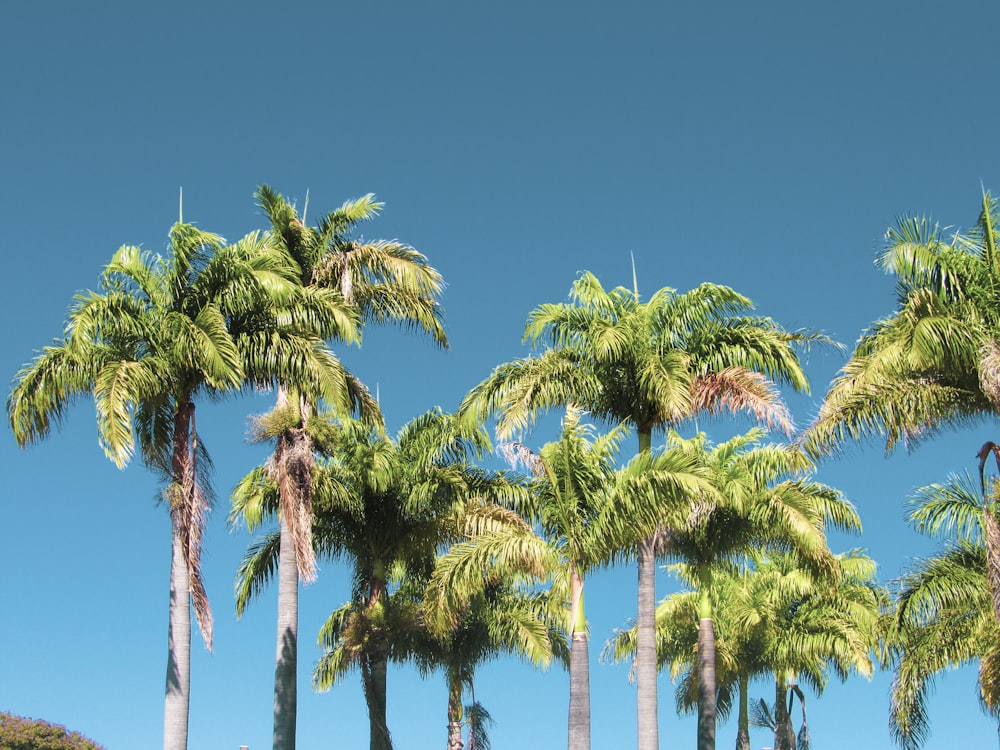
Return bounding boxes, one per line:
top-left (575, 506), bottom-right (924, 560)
top-left (164, 519), bottom-right (191, 750)
top-left (362, 651), bottom-right (392, 750)
top-left (447, 671), bottom-right (464, 750)
top-left (735, 673), bottom-right (751, 750)
top-left (164, 402), bottom-right (195, 750)
top-left (273, 517), bottom-right (298, 750)
top-left (635, 425), bottom-right (660, 750)
top-left (568, 634), bottom-right (591, 750)
top-left (697, 617), bottom-right (717, 750)
top-left (637, 534), bottom-right (659, 750)
top-left (568, 569), bottom-right (591, 750)
top-left (773, 678), bottom-right (795, 750)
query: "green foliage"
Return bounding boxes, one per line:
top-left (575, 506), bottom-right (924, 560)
top-left (0, 713), bottom-right (106, 750)
top-left (805, 191), bottom-right (1000, 455)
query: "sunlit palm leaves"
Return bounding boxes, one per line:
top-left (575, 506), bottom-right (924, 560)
top-left (805, 193), bottom-right (1000, 456)
top-left (888, 471), bottom-right (1000, 749)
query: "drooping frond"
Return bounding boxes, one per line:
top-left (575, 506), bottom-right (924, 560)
top-left (234, 532), bottom-right (281, 617)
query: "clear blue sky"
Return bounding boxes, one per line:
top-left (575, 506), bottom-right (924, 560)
top-left (4, 2), bottom-right (1000, 748)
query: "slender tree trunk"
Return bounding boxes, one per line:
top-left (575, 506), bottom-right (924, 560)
top-left (637, 532), bottom-right (659, 750)
top-left (362, 651), bottom-right (392, 750)
top-left (363, 565), bottom-right (392, 750)
top-left (164, 404), bottom-right (193, 750)
top-left (447, 669), bottom-right (464, 750)
top-left (568, 567), bottom-right (591, 750)
top-left (164, 514), bottom-right (191, 750)
top-left (697, 568), bottom-right (716, 750)
top-left (773, 677), bottom-right (795, 750)
top-left (273, 516), bottom-right (298, 750)
top-left (271, 386), bottom-right (316, 750)
top-left (735, 673), bottom-right (750, 750)
top-left (636, 424), bottom-right (659, 750)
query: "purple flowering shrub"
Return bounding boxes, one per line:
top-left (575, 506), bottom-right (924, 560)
top-left (0, 713), bottom-right (106, 750)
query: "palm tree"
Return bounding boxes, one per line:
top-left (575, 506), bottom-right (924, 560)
top-left (236, 408), bottom-right (512, 750)
top-left (410, 580), bottom-right (564, 750)
top-left (678, 431), bottom-right (862, 750)
top-left (805, 192), bottom-right (1000, 458)
top-left (431, 406), bottom-right (711, 750)
top-left (887, 469), bottom-right (1000, 749)
top-left (250, 185), bottom-right (447, 750)
top-left (604, 430), bottom-right (865, 750)
top-left (800, 193), bottom-right (1000, 683)
top-left (429, 407), bottom-right (621, 750)
top-left (8, 217), bottom-right (348, 750)
top-left (606, 549), bottom-right (882, 750)
top-left (460, 272), bottom-right (822, 750)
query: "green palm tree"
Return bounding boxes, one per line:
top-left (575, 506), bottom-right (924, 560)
top-left (801, 192), bottom-right (1000, 669)
top-left (250, 185), bottom-right (447, 750)
top-left (606, 549), bottom-right (882, 750)
top-left (805, 192), bottom-right (1000, 457)
top-left (460, 272), bottom-right (821, 750)
top-left (236, 409), bottom-right (511, 750)
top-left (605, 430), bottom-right (864, 750)
top-left (410, 580), bottom-right (564, 750)
top-left (8, 216), bottom-right (347, 750)
top-left (888, 470), bottom-right (1000, 749)
top-left (431, 406), bottom-right (711, 750)
top-left (430, 407), bottom-right (622, 750)
top-left (677, 432), bottom-right (861, 750)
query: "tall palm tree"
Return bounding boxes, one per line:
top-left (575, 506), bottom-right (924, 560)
top-left (8, 218), bottom-right (349, 750)
top-left (800, 193), bottom-right (1000, 689)
top-left (606, 549), bottom-right (882, 750)
top-left (888, 469), bottom-right (1000, 749)
top-left (460, 272), bottom-right (821, 750)
top-left (605, 430), bottom-right (865, 750)
top-left (429, 407), bottom-right (622, 750)
top-left (250, 185), bottom-right (447, 750)
top-left (681, 431), bottom-right (862, 750)
top-left (431, 407), bottom-right (711, 750)
top-left (236, 409), bottom-right (513, 750)
top-left (805, 192), bottom-right (1000, 458)
top-left (410, 580), bottom-right (564, 750)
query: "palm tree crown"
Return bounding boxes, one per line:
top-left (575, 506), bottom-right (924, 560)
top-left (805, 193), bottom-right (1000, 456)
top-left (460, 271), bottom-right (824, 750)
top-left (8, 217), bottom-right (351, 750)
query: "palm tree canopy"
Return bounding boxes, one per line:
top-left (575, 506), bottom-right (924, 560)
top-left (889, 472), bottom-right (1000, 749)
top-left (605, 549), bottom-right (884, 714)
top-left (804, 193), bottom-right (1000, 456)
top-left (255, 184), bottom-right (447, 346)
top-left (461, 271), bottom-right (827, 441)
top-left (9, 224), bottom-right (357, 470)
top-left (657, 429), bottom-right (862, 577)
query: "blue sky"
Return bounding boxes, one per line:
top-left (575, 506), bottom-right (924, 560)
top-left (4, 2), bottom-right (1000, 748)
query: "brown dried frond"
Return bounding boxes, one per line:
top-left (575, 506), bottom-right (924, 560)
top-left (979, 340), bottom-right (1000, 410)
top-left (977, 442), bottom-right (1000, 625)
top-left (498, 441), bottom-right (545, 476)
top-left (690, 368), bottom-right (795, 435)
top-left (166, 438), bottom-right (213, 651)
top-left (274, 426), bottom-right (317, 584)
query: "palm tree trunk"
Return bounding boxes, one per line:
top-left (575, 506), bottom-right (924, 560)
top-left (697, 568), bottom-right (717, 750)
top-left (773, 677), bottom-right (795, 750)
top-left (164, 515), bottom-right (191, 750)
top-left (568, 567), bottom-right (591, 750)
top-left (447, 669), bottom-right (464, 750)
top-left (271, 385), bottom-right (314, 750)
top-left (637, 532), bottom-right (659, 750)
top-left (362, 651), bottom-right (393, 750)
top-left (273, 515), bottom-right (298, 750)
top-left (164, 402), bottom-right (193, 750)
top-left (735, 673), bottom-right (750, 750)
